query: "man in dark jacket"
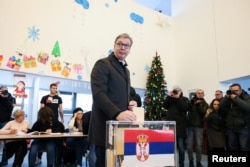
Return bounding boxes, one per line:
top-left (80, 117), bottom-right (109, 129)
top-left (220, 83), bottom-right (250, 151)
top-left (163, 87), bottom-right (190, 167)
top-left (186, 89), bottom-right (209, 167)
top-left (88, 33), bottom-right (137, 167)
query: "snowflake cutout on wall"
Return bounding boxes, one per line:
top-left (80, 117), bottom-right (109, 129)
top-left (28, 26), bottom-right (40, 41)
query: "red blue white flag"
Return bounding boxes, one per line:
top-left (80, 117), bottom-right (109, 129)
top-left (123, 129), bottom-right (175, 167)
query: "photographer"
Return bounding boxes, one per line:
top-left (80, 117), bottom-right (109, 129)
top-left (219, 83), bottom-right (250, 151)
top-left (163, 86), bottom-right (190, 167)
top-left (186, 89), bottom-right (209, 167)
top-left (0, 85), bottom-right (14, 166)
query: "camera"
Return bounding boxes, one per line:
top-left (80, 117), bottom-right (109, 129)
top-left (172, 89), bottom-right (178, 95)
top-left (0, 90), bottom-right (8, 95)
top-left (226, 90), bottom-right (235, 95)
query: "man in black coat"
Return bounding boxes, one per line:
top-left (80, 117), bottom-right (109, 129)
top-left (89, 33), bottom-right (137, 167)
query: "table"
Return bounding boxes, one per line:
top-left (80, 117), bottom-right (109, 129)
top-left (0, 132), bottom-right (87, 167)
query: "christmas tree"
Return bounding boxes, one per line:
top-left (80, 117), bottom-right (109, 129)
top-left (51, 40), bottom-right (61, 57)
top-left (144, 52), bottom-right (167, 120)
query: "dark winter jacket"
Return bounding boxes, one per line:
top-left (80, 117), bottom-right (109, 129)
top-left (219, 92), bottom-right (250, 130)
top-left (0, 93), bottom-right (14, 122)
top-left (163, 95), bottom-right (190, 137)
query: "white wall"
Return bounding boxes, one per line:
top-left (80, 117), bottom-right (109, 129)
top-left (172, 0), bottom-right (250, 102)
top-left (0, 0), bottom-right (175, 89)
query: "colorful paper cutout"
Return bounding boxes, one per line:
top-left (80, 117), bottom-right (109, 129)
top-left (75, 0), bottom-right (90, 9)
top-left (13, 81), bottom-right (28, 98)
top-left (130, 12), bottom-right (144, 24)
top-left (28, 26), bottom-right (40, 41)
top-left (51, 41), bottom-right (61, 57)
top-left (6, 56), bottom-right (22, 70)
top-left (37, 52), bottom-right (49, 64)
top-left (0, 55), bottom-right (3, 66)
top-left (73, 64), bottom-right (83, 74)
top-left (51, 60), bottom-right (62, 71)
top-left (23, 55), bottom-right (37, 68)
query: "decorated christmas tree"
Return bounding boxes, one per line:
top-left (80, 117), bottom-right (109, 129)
top-left (144, 52), bottom-right (167, 120)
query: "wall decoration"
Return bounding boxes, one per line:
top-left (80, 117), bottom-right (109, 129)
top-left (61, 62), bottom-right (71, 77)
top-left (51, 41), bottom-right (61, 57)
top-left (130, 12), bottom-right (144, 24)
top-left (51, 60), bottom-right (62, 71)
top-left (16, 38), bottom-right (28, 56)
top-left (144, 64), bottom-right (150, 72)
top-left (28, 26), bottom-right (40, 41)
top-left (23, 55), bottom-right (37, 68)
top-left (75, 0), bottom-right (90, 9)
top-left (13, 80), bottom-right (28, 98)
top-left (37, 52), bottom-right (49, 64)
top-left (0, 55), bottom-right (3, 66)
top-left (6, 56), bottom-right (22, 70)
top-left (73, 64), bottom-right (83, 74)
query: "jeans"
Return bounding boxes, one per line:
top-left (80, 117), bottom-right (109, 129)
top-left (177, 137), bottom-right (185, 166)
top-left (89, 143), bottom-right (96, 167)
top-left (186, 127), bottom-right (203, 162)
top-left (227, 128), bottom-right (250, 151)
top-left (0, 121), bottom-right (8, 164)
top-left (66, 137), bottom-right (87, 166)
top-left (28, 140), bottom-right (56, 167)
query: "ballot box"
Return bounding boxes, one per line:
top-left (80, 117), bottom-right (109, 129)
top-left (106, 121), bottom-right (177, 167)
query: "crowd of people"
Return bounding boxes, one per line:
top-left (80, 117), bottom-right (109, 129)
top-left (1, 33), bottom-right (250, 167)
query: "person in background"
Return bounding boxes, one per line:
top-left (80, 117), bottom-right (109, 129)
top-left (89, 33), bottom-right (137, 167)
top-left (205, 99), bottom-right (225, 151)
top-left (186, 89), bottom-right (209, 167)
top-left (163, 86), bottom-right (190, 167)
top-left (214, 90), bottom-right (223, 101)
top-left (0, 85), bottom-right (14, 166)
top-left (37, 83), bottom-right (64, 165)
top-left (66, 107), bottom-right (87, 167)
top-left (130, 87), bottom-right (142, 107)
top-left (0, 110), bottom-right (29, 167)
top-left (28, 106), bottom-right (64, 167)
top-left (219, 83), bottom-right (250, 151)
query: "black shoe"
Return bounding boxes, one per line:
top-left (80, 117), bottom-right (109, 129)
top-left (189, 160), bottom-right (194, 167)
top-left (197, 161), bottom-right (203, 167)
top-left (0, 161), bottom-right (8, 167)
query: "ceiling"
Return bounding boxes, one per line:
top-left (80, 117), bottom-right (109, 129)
top-left (134, 0), bottom-right (172, 16)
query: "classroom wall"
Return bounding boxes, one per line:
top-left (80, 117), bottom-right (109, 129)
top-left (0, 0), bottom-right (175, 89)
top-left (172, 0), bottom-right (250, 101)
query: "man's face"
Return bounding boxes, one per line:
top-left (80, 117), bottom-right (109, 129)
top-left (196, 90), bottom-right (204, 98)
top-left (230, 85), bottom-right (242, 96)
top-left (50, 86), bottom-right (58, 95)
top-left (215, 91), bottom-right (223, 99)
top-left (113, 37), bottom-right (131, 61)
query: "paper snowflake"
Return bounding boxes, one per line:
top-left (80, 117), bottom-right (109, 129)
top-left (28, 26), bottom-right (40, 41)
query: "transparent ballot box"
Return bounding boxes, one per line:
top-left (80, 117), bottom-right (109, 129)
top-left (106, 121), bottom-right (177, 167)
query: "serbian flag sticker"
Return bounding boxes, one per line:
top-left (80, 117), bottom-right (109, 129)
top-left (124, 129), bottom-right (175, 167)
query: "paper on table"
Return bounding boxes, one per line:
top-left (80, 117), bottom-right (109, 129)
top-left (132, 107), bottom-right (145, 121)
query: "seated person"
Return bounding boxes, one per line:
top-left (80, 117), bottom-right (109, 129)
top-left (65, 107), bottom-right (87, 167)
top-left (28, 106), bottom-right (64, 167)
top-left (0, 110), bottom-right (29, 167)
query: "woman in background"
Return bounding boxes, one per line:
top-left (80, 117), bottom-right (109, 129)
top-left (28, 106), bottom-right (64, 167)
top-left (205, 99), bottom-right (226, 151)
top-left (0, 110), bottom-right (29, 167)
top-left (66, 107), bottom-right (87, 167)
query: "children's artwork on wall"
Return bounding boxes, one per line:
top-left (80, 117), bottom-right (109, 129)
top-left (0, 55), bottom-right (3, 66)
top-left (130, 12), bottom-right (144, 24)
top-left (75, 0), bottom-right (90, 9)
top-left (6, 56), bottom-right (22, 71)
top-left (61, 62), bottom-right (71, 78)
top-left (28, 26), bottom-right (40, 41)
top-left (37, 52), bottom-right (49, 64)
top-left (73, 64), bottom-right (83, 74)
top-left (51, 41), bottom-right (61, 57)
top-left (23, 55), bottom-right (37, 68)
top-left (51, 60), bottom-right (62, 71)
top-left (13, 80), bottom-right (28, 98)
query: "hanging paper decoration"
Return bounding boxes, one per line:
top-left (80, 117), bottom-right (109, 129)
top-left (23, 55), bottom-right (37, 68)
top-left (51, 40), bottom-right (61, 57)
top-left (13, 80), bottom-right (28, 98)
top-left (61, 62), bottom-right (71, 77)
top-left (6, 56), bottom-right (22, 70)
top-left (51, 60), bottom-right (62, 71)
top-left (0, 55), bottom-right (3, 66)
top-left (37, 52), bottom-right (49, 64)
top-left (16, 38), bottom-right (28, 56)
top-left (73, 64), bottom-right (83, 74)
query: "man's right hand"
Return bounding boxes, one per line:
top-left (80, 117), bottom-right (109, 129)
top-left (116, 110), bottom-right (137, 121)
